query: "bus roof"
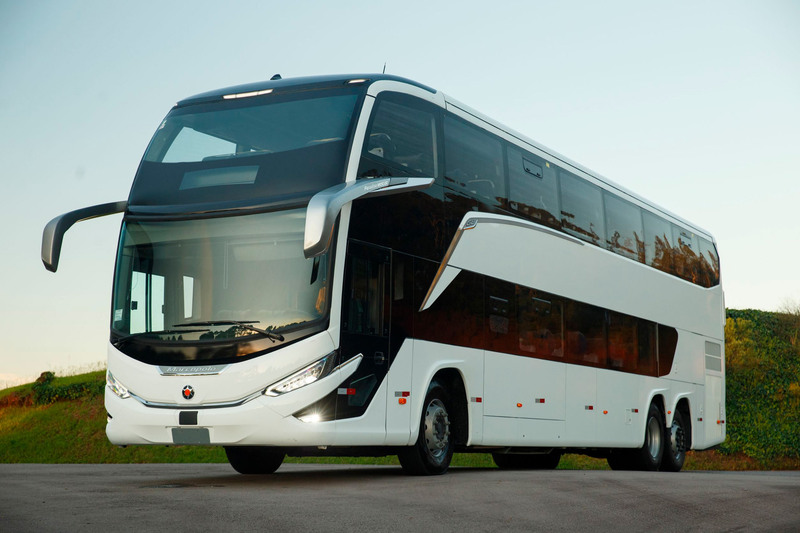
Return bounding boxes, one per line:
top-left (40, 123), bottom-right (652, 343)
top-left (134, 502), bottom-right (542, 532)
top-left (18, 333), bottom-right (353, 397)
top-left (177, 74), bottom-right (435, 107)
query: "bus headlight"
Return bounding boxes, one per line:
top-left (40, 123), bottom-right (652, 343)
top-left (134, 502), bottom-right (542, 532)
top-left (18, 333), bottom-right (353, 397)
top-left (106, 370), bottom-right (130, 399)
top-left (264, 352), bottom-right (337, 397)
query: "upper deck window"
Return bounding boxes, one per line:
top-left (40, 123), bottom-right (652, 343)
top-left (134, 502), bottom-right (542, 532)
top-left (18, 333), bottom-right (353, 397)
top-left (698, 238), bottom-right (721, 287)
top-left (129, 88), bottom-right (363, 211)
top-left (444, 116), bottom-right (505, 206)
top-left (560, 170), bottom-right (604, 246)
top-left (146, 93), bottom-right (359, 164)
top-left (361, 94), bottom-right (438, 178)
top-left (604, 193), bottom-right (644, 262)
top-left (507, 147), bottom-right (560, 229)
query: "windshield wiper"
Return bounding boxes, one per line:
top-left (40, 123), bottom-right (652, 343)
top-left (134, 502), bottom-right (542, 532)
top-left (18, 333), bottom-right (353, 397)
top-left (112, 327), bottom-right (211, 346)
top-left (173, 320), bottom-right (285, 342)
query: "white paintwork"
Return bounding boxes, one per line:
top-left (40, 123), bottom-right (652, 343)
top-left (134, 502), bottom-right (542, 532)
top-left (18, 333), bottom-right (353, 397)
top-left (483, 352), bottom-right (566, 421)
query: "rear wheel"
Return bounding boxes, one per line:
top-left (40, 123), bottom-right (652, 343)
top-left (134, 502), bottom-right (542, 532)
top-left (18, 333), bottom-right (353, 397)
top-left (660, 409), bottom-right (688, 472)
top-left (493, 451), bottom-right (561, 470)
top-left (606, 402), bottom-right (664, 471)
top-left (398, 381), bottom-right (454, 475)
top-left (224, 446), bottom-right (284, 475)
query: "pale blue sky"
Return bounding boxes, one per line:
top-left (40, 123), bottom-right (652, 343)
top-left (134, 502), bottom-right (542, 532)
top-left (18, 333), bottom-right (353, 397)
top-left (1, 0), bottom-right (798, 387)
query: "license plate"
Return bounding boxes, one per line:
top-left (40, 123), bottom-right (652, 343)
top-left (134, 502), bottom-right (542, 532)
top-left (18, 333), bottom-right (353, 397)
top-left (171, 427), bottom-right (210, 445)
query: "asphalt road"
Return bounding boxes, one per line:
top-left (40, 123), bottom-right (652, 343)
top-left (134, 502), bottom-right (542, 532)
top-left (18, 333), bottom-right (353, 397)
top-left (1, 464), bottom-right (798, 532)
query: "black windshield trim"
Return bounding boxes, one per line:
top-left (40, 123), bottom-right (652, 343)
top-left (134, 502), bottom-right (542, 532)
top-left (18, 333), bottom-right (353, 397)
top-left (109, 320), bottom-right (329, 366)
top-left (125, 194), bottom-right (311, 220)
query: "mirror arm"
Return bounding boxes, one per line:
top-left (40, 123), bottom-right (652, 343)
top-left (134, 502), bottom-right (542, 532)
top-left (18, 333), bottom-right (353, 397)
top-left (303, 177), bottom-right (435, 258)
top-left (42, 201), bottom-right (127, 272)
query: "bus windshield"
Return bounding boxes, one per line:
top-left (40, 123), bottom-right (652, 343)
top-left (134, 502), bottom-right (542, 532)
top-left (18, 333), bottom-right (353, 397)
top-left (128, 89), bottom-right (362, 209)
top-left (111, 209), bottom-right (330, 360)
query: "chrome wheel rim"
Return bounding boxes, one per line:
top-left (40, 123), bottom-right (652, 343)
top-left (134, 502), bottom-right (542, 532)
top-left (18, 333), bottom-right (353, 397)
top-left (646, 415), bottom-right (662, 459)
top-left (423, 398), bottom-right (450, 463)
top-left (670, 419), bottom-right (686, 461)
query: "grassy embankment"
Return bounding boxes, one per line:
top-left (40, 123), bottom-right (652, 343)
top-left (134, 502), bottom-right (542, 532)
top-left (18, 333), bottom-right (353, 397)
top-left (2, 309), bottom-right (798, 469)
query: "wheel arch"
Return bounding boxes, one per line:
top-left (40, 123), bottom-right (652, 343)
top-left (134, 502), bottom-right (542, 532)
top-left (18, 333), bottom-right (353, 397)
top-left (674, 397), bottom-right (693, 450)
top-left (428, 367), bottom-right (469, 447)
top-left (649, 393), bottom-right (667, 422)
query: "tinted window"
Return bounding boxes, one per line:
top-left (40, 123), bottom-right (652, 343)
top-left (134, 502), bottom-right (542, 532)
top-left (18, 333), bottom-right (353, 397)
top-left (131, 90), bottom-right (361, 210)
top-left (698, 238), bottom-right (721, 288)
top-left (564, 301), bottom-right (606, 366)
top-left (517, 288), bottom-right (563, 359)
top-left (507, 147), bottom-right (560, 228)
top-left (643, 211), bottom-right (674, 274)
top-left (607, 311), bottom-right (637, 371)
top-left (343, 251), bottom-right (388, 336)
top-left (637, 320), bottom-right (658, 376)
top-left (444, 116), bottom-right (505, 205)
top-left (604, 194), bottom-right (644, 261)
top-left (560, 171), bottom-right (605, 246)
top-left (672, 225), bottom-right (700, 283)
top-left (363, 94), bottom-right (438, 177)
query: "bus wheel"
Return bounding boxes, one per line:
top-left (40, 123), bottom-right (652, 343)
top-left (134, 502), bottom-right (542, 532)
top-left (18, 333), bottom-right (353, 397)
top-left (493, 451), bottom-right (561, 470)
top-left (224, 446), bottom-right (284, 475)
top-left (632, 402), bottom-right (665, 471)
top-left (660, 409), bottom-right (688, 472)
top-left (608, 402), bottom-right (664, 471)
top-left (398, 381), bottom-right (454, 475)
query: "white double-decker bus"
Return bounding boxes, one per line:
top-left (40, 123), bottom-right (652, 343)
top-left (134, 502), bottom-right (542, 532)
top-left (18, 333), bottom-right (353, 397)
top-left (42, 74), bottom-right (725, 475)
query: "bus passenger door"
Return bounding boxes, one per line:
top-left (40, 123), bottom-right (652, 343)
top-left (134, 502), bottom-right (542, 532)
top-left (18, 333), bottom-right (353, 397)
top-left (385, 252), bottom-right (415, 443)
top-left (337, 241), bottom-right (391, 425)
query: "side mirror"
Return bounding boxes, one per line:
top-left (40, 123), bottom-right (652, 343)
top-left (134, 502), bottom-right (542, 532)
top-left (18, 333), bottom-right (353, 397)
top-left (42, 201), bottom-right (127, 272)
top-left (303, 177), bottom-right (435, 258)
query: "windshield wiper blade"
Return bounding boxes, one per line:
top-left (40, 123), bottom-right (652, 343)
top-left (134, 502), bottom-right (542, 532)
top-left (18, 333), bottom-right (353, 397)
top-left (112, 327), bottom-right (211, 345)
top-left (174, 320), bottom-right (285, 342)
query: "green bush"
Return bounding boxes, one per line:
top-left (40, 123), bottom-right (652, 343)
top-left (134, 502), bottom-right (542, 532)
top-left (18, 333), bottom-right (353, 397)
top-left (31, 371), bottom-right (105, 405)
top-left (721, 309), bottom-right (800, 461)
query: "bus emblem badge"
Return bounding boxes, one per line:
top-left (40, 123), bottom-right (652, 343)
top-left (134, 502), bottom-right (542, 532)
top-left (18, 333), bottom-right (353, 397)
top-left (182, 385), bottom-right (195, 400)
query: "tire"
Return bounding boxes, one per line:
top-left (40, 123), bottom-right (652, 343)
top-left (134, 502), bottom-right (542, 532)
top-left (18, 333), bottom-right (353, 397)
top-left (660, 409), bottom-right (688, 472)
top-left (631, 402), bottom-right (665, 471)
top-left (224, 446), bottom-right (284, 475)
top-left (493, 451), bottom-right (562, 470)
top-left (398, 381), bottom-right (454, 475)
top-left (606, 452), bottom-right (633, 471)
top-left (607, 402), bottom-right (664, 471)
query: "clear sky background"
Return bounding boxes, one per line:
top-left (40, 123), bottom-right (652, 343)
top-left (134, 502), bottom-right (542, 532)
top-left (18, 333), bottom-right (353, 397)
top-left (1, 1), bottom-right (798, 388)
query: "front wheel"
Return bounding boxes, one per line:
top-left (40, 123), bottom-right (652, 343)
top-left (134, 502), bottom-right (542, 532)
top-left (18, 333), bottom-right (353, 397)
top-left (398, 381), bottom-right (454, 475)
top-left (224, 446), bottom-right (284, 475)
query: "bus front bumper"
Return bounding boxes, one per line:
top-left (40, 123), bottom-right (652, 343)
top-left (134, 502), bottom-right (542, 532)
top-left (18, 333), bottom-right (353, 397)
top-left (105, 392), bottom-right (337, 447)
